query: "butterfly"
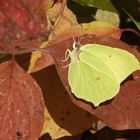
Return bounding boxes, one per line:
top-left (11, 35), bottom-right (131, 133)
top-left (67, 42), bottom-right (140, 106)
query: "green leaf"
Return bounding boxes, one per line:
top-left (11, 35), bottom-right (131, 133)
top-left (72, 0), bottom-right (117, 13)
top-left (68, 43), bottom-right (140, 106)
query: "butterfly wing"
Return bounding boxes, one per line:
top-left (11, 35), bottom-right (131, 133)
top-left (68, 61), bottom-right (119, 106)
top-left (68, 43), bottom-right (140, 106)
top-left (80, 44), bottom-right (140, 84)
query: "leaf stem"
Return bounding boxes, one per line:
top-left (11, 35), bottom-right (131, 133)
top-left (122, 28), bottom-right (140, 38)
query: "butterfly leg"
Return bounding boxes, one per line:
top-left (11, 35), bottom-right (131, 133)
top-left (61, 49), bottom-right (71, 62)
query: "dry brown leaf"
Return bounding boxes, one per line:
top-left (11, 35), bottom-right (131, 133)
top-left (32, 66), bottom-right (97, 139)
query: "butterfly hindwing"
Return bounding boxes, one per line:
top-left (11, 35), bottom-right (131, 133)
top-left (68, 61), bottom-right (119, 106)
top-left (68, 43), bottom-right (140, 106)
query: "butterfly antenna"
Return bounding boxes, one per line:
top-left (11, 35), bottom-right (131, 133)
top-left (72, 36), bottom-right (83, 49)
top-left (77, 35), bottom-right (83, 44)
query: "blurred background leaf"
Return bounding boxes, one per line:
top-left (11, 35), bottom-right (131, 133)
top-left (111, 0), bottom-right (140, 20)
top-left (72, 0), bottom-right (118, 13)
top-left (68, 0), bottom-right (140, 24)
top-left (94, 9), bottom-right (120, 27)
top-left (122, 9), bottom-right (140, 30)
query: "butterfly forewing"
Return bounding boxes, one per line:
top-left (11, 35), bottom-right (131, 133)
top-left (80, 44), bottom-right (140, 83)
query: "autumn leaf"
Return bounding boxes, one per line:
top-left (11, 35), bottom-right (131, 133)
top-left (0, 0), bottom-right (48, 49)
top-left (28, 42), bottom-right (54, 73)
top-left (40, 107), bottom-right (71, 139)
top-left (81, 21), bottom-right (122, 39)
top-left (0, 39), bottom-right (41, 55)
top-left (32, 66), bottom-right (97, 139)
top-left (45, 34), bottom-right (140, 130)
top-left (0, 60), bottom-right (44, 140)
top-left (28, 1), bottom-right (78, 73)
top-left (0, 0), bottom-right (52, 42)
top-left (48, 21), bottom-right (122, 40)
top-left (47, 2), bottom-right (78, 39)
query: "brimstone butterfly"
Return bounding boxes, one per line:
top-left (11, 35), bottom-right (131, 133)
top-left (67, 42), bottom-right (140, 106)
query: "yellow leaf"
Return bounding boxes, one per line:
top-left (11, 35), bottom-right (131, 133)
top-left (95, 9), bottom-right (120, 27)
top-left (40, 107), bottom-right (71, 139)
top-left (81, 21), bottom-right (121, 38)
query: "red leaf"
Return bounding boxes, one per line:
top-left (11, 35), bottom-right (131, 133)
top-left (93, 80), bottom-right (140, 129)
top-left (0, 60), bottom-right (44, 140)
top-left (46, 34), bottom-right (140, 130)
top-left (0, 0), bottom-right (50, 56)
top-left (0, 39), bottom-right (41, 55)
top-left (0, 0), bottom-right (48, 44)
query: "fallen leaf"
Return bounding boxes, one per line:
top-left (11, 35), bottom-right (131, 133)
top-left (32, 66), bottom-right (97, 139)
top-left (45, 34), bottom-right (140, 130)
top-left (28, 1), bottom-right (78, 73)
top-left (0, 60), bottom-right (44, 140)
